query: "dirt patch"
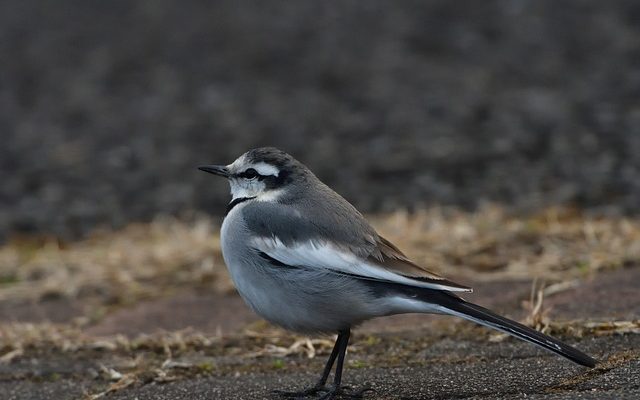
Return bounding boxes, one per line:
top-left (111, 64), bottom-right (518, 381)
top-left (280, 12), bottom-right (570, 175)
top-left (543, 267), bottom-right (640, 321)
top-left (85, 292), bottom-right (256, 337)
top-left (0, 298), bottom-right (86, 324)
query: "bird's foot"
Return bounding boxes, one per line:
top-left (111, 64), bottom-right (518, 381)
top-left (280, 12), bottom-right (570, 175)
top-left (273, 384), bottom-right (374, 400)
top-left (272, 384), bottom-right (325, 399)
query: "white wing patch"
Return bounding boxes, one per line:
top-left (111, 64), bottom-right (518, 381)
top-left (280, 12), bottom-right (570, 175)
top-left (251, 237), bottom-right (470, 292)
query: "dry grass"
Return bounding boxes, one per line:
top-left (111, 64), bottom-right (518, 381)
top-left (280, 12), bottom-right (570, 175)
top-left (372, 205), bottom-right (640, 281)
top-left (1, 317), bottom-right (637, 356)
top-left (0, 206), bottom-right (639, 308)
top-left (0, 215), bottom-right (231, 304)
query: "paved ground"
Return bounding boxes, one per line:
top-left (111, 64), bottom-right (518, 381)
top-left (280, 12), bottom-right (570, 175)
top-left (108, 335), bottom-right (640, 400)
top-left (1, 267), bottom-right (638, 400)
top-left (0, 335), bottom-right (640, 400)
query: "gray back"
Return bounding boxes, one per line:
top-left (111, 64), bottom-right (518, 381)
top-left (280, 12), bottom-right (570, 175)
top-left (241, 172), bottom-right (379, 258)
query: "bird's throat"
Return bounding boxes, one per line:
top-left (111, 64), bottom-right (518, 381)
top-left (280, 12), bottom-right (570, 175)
top-left (226, 196), bottom-right (256, 215)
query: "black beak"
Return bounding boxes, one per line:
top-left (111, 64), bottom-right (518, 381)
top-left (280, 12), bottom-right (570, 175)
top-left (198, 165), bottom-right (230, 178)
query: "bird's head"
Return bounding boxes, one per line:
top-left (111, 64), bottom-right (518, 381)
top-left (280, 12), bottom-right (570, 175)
top-left (199, 147), bottom-right (306, 201)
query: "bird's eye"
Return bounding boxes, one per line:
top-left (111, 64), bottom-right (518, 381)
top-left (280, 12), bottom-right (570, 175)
top-left (242, 168), bottom-right (258, 179)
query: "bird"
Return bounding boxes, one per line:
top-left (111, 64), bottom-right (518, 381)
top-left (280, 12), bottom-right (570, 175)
top-left (198, 147), bottom-right (597, 400)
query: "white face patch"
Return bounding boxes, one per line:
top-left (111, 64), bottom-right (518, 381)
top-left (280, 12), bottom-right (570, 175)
top-left (229, 177), bottom-right (265, 200)
top-left (226, 155), bottom-right (282, 201)
top-left (229, 181), bottom-right (284, 201)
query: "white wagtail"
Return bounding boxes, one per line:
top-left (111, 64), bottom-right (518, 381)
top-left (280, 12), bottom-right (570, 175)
top-left (199, 147), bottom-right (596, 399)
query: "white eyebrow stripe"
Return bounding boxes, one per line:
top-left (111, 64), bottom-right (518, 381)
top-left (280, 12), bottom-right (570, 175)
top-left (252, 162), bottom-right (280, 177)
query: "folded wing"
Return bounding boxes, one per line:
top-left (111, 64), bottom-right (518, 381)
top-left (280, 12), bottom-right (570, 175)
top-left (251, 235), bottom-right (471, 292)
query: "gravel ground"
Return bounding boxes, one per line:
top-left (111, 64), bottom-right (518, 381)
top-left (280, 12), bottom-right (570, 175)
top-left (2, 0), bottom-right (640, 240)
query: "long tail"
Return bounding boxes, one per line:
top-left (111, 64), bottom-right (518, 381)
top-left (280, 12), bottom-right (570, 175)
top-left (432, 292), bottom-right (597, 368)
top-left (364, 279), bottom-right (597, 367)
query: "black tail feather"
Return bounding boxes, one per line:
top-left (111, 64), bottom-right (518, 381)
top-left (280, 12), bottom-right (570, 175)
top-left (434, 293), bottom-right (597, 368)
top-left (363, 279), bottom-right (597, 367)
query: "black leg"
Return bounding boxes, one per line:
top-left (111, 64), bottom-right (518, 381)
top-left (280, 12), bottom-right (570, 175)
top-left (316, 330), bottom-right (346, 386)
top-left (272, 331), bottom-right (347, 398)
top-left (320, 330), bottom-right (376, 400)
top-left (273, 329), bottom-right (373, 400)
top-left (332, 329), bottom-right (350, 387)
top-left (313, 330), bottom-right (349, 400)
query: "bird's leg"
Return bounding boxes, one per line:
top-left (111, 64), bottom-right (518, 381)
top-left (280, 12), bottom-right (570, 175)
top-left (320, 330), bottom-right (374, 400)
top-left (272, 330), bottom-right (347, 398)
top-left (331, 329), bottom-right (349, 386)
top-left (274, 330), bottom-right (373, 399)
top-left (314, 329), bottom-right (350, 400)
top-left (314, 330), bottom-right (346, 387)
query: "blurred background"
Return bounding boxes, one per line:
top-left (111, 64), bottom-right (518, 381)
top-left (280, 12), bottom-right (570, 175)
top-left (2, 0), bottom-right (640, 242)
top-left (2, 2), bottom-right (640, 398)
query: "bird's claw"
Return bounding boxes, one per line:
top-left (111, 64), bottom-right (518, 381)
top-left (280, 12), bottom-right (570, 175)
top-left (273, 384), bottom-right (374, 400)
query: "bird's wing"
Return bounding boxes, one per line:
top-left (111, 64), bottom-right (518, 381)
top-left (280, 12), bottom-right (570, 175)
top-left (250, 234), bottom-right (471, 292)
top-left (241, 194), bottom-right (471, 292)
top-left (367, 236), bottom-right (472, 291)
